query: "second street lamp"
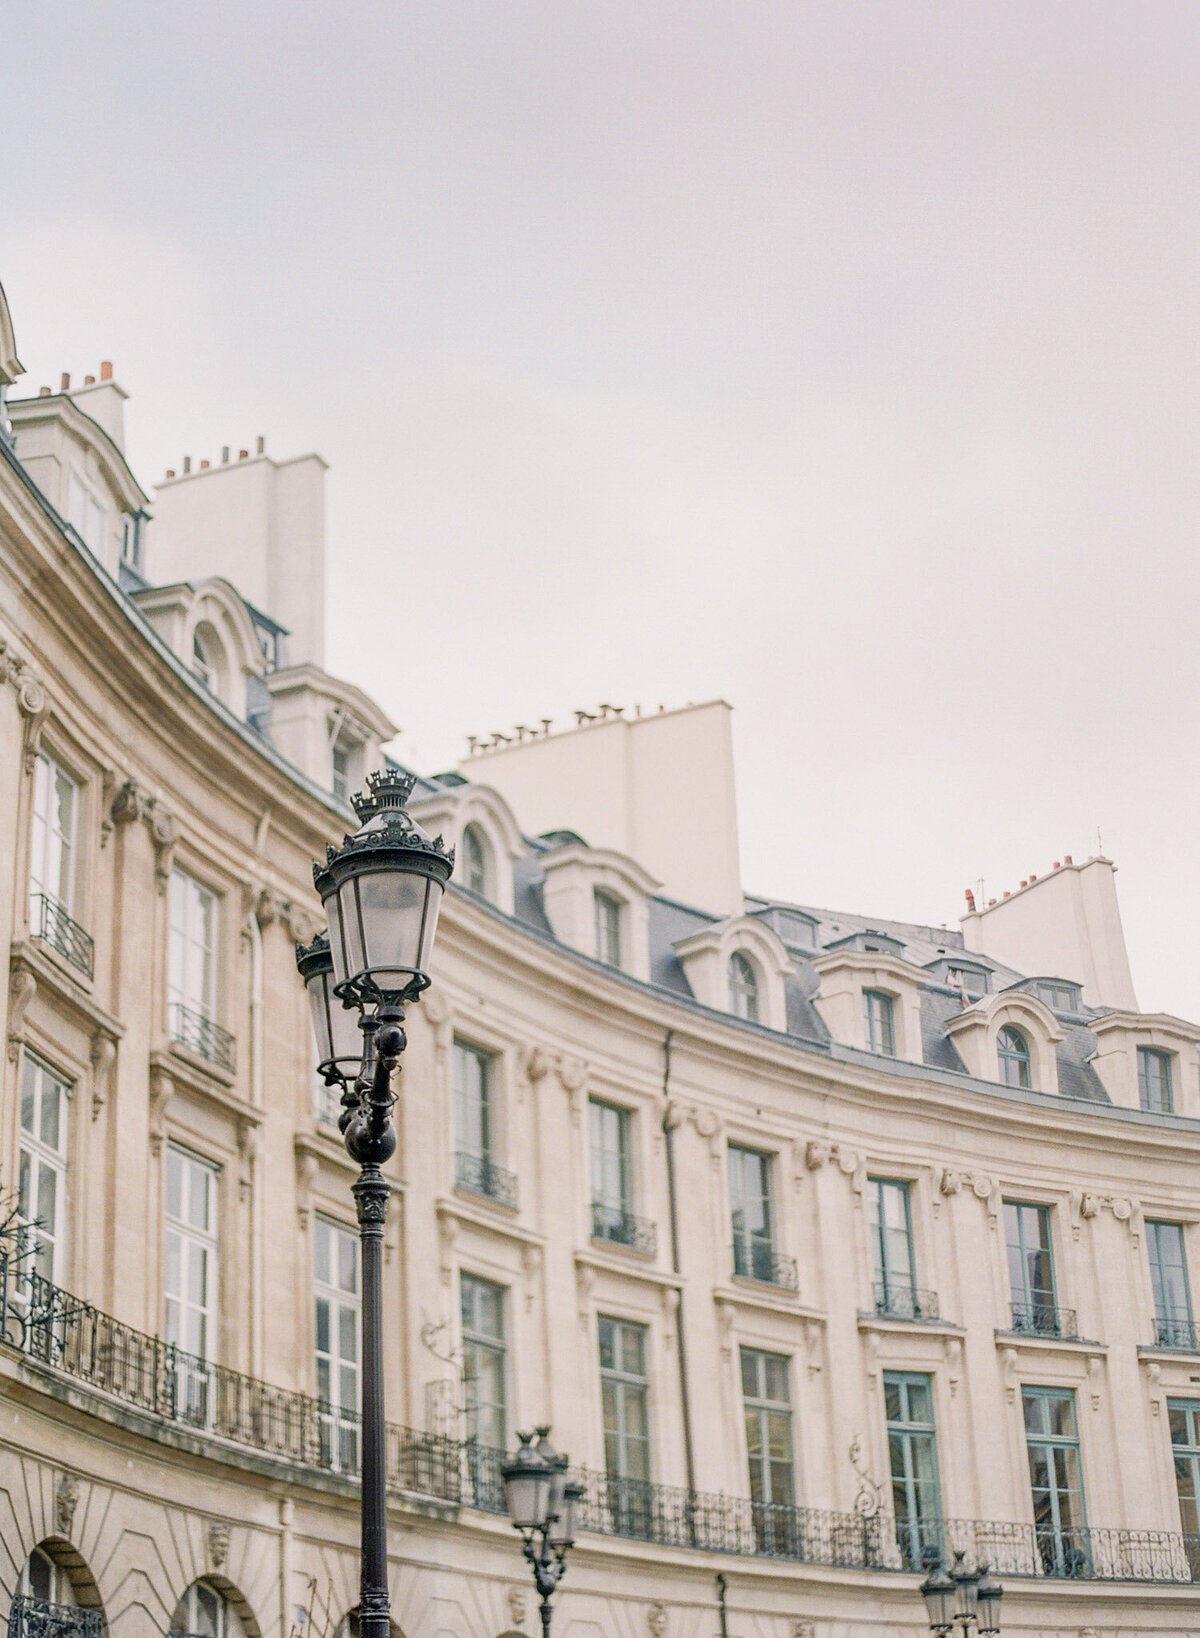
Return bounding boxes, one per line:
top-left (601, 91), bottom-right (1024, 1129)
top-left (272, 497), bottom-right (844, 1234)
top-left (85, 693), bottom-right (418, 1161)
top-left (502, 1428), bottom-right (583, 1638)
top-left (297, 770), bottom-right (453, 1638)
top-left (920, 1553), bottom-right (1003, 1638)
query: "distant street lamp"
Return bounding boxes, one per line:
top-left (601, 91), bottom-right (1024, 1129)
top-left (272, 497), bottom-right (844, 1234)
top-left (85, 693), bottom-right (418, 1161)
top-left (502, 1427), bottom-right (584, 1638)
top-left (919, 1552), bottom-right (1003, 1638)
top-left (296, 770), bottom-right (454, 1638)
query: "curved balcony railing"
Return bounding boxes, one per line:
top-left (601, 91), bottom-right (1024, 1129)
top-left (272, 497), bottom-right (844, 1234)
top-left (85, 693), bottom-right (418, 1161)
top-left (30, 893), bottom-right (94, 980)
top-left (731, 1240), bottom-right (799, 1291)
top-left (454, 1151), bottom-right (519, 1210)
top-left (591, 1203), bottom-right (657, 1256)
top-left (1008, 1301), bottom-right (1080, 1340)
top-left (8, 1598), bottom-right (104, 1638)
top-left (1153, 1313), bottom-right (1200, 1351)
top-left (169, 1002), bottom-right (236, 1074)
top-left (872, 1283), bottom-right (940, 1322)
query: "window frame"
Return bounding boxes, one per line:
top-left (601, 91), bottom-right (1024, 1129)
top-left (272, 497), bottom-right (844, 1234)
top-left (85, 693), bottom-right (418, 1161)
top-left (461, 823), bottom-right (490, 898)
top-left (1021, 1385), bottom-right (1089, 1574)
top-left (593, 888), bottom-right (623, 968)
top-left (598, 1313), bottom-right (651, 1486)
top-left (1138, 1047), bottom-right (1175, 1114)
top-left (460, 1272), bottom-right (507, 1454)
top-left (739, 1345), bottom-right (795, 1515)
top-left (18, 1052), bottom-right (71, 1287)
top-left (29, 749), bottom-right (80, 918)
top-left (863, 989), bottom-right (896, 1056)
top-left (1004, 1200), bottom-right (1058, 1326)
top-left (1168, 1399), bottom-right (1200, 1537)
top-left (997, 1024), bottom-right (1033, 1089)
top-left (1147, 1219), bottom-right (1193, 1345)
top-left (164, 1142), bottom-right (220, 1426)
top-left (885, 1370), bottom-right (943, 1569)
top-left (868, 1177), bottom-right (917, 1304)
top-left (314, 1212), bottom-right (361, 1472)
top-left (168, 866), bottom-right (219, 1027)
top-left (728, 951), bottom-right (761, 1022)
top-left (453, 1038), bottom-right (495, 1165)
top-left (728, 1143), bottom-right (776, 1280)
top-left (589, 1098), bottom-right (634, 1217)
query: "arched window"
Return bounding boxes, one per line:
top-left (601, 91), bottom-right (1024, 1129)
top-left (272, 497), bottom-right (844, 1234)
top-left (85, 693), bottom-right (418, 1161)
top-left (728, 952), bottom-right (759, 1022)
top-left (171, 1581), bottom-right (232, 1638)
top-left (997, 1025), bottom-right (1032, 1088)
top-left (462, 823), bottom-right (489, 898)
top-left (191, 624), bottom-right (221, 695)
top-left (20, 1546), bottom-right (74, 1606)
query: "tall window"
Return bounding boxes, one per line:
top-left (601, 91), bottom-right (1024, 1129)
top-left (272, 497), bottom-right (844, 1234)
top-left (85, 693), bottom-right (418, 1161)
top-left (169, 869), bottom-right (217, 1025)
top-left (453, 1039), bottom-right (493, 1164)
top-left (590, 1098), bottom-right (634, 1242)
top-left (886, 1372), bottom-right (942, 1570)
top-left (869, 1179), bottom-right (917, 1316)
top-left (171, 1582), bottom-right (230, 1638)
top-left (19, 1547), bottom-right (74, 1607)
top-left (1023, 1387), bottom-right (1088, 1575)
top-left (331, 741), bottom-right (350, 803)
top-left (598, 1315), bottom-right (650, 1534)
top-left (18, 1055), bottom-right (70, 1285)
top-left (594, 889), bottom-right (622, 967)
top-left (741, 1347), bottom-right (794, 1552)
top-left (461, 1274), bottom-right (506, 1450)
top-left (863, 990), bottom-right (895, 1056)
top-left (1139, 1048), bottom-right (1174, 1114)
top-left (1169, 1401), bottom-right (1200, 1543)
top-left (1005, 1202), bottom-right (1058, 1334)
top-left (728, 952), bottom-right (760, 1022)
top-left (165, 1145), bottom-right (218, 1425)
top-left (997, 1026), bottom-right (1032, 1088)
top-left (462, 824), bottom-right (489, 897)
top-left (29, 752), bottom-right (77, 915)
top-left (314, 1215), bottom-right (360, 1471)
top-left (729, 1145), bottom-right (775, 1282)
top-left (1148, 1221), bottom-right (1194, 1348)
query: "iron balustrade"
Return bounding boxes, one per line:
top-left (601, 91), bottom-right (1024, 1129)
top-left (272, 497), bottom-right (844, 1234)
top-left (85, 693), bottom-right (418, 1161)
top-left (453, 1150), bottom-right (519, 1210)
top-left (731, 1240), bottom-right (799, 1292)
top-left (1154, 1314), bottom-right (1200, 1351)
top-left (30, 893), bottom-right (95, 980)
top-left (872, 1283), bottom-right (941, 1322)
top-left (7, 1599), bottom-right (103, 1638)
top-left (591, 1203), bottom-right (657, 1256)
top-left (169, 1002), bottom-right (236, 1073)
top-left (1008, 1301), bottom-right (1080, 1340)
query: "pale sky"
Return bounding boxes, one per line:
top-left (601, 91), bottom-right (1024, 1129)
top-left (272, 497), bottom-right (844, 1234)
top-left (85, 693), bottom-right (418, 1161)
top-left (5, 2), bottom-right (1199, 1016)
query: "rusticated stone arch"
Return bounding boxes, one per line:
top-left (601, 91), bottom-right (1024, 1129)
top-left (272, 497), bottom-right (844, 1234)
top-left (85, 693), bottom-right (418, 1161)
top-left (26, 1537), bottom-right (105, 1616)
top-left (172, 1576), bottom-right (262, 1638)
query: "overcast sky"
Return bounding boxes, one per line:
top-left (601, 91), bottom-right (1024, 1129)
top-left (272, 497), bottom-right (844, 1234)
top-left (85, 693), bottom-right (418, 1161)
top-left (6, 2), bottom-right (1199, 1015)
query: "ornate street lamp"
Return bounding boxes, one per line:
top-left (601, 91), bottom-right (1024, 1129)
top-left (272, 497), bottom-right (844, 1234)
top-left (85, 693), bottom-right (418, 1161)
top-left (296, 770), bottom-right (453, 1638)
top-left (502, 1428), bottom-right (583, 1638)
top-left (920, 1554), bottom-right (1002, 1638)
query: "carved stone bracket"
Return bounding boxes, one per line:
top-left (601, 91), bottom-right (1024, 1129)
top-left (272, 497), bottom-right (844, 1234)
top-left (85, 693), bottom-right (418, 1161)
top-left (1088, 1353), bottom-right (1104, 1412)
top-left (689, 1107), bottom-right (724, 1166)
top-left (207, 1518), bottom-right (231, 1571)
top-left (7, 965), bottom-right (37, 1062)
top-left (149, 1065), bottom-right (174, 1156)
top-left (946, 1335), bottom-right (963, 1397)
top-left (437, 1207), bottom-right (459, 1286)
top-left (1, 640), bottom-right (50, 773)
top-left (55, 1472), bottom-right (80, 1536)
top-left (575, 1259), bottom-right (595, 1325)
top-left (1147, 1360), bottom-right (1163, 1416)
top-left (804, 1138), bottom-right (863, 1191)
top-left (237, 1117), bottom-right (260, 1200)
top-left (110, 780), bottom-right (179, 892)
top-left (506, 1586), bottom-right (527, 1631)
top-left (647, 1603), bottom-right (667, 1638)
top-left (521, 1243), bottom-right (542, 1314)
top-left (939, 1169), bottom-right (1002, 1228)
top-left (1002, 1346), bottom-right (1019, 1405)
top-left (295, 1148), bottom-right (319, 1229)
top-left (90, 1027), bottom-right (118, 1121)
top-left (714, 1296), bottom-right (736, 1358)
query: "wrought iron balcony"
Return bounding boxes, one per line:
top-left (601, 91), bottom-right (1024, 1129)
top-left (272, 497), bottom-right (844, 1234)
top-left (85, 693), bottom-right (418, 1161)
top-left (8, 1599), bottom-right (104, 1638)
top-left (591, 1202), bottom-right (657, 1256)
top-left (872, 1283), bottom-right (940, 1322)
top-left (454, 1150), bottom-right (518, 1209)
top-left (30, 893), bottom-right (94, 980)
top-left (732, 1239), bottom-right (799, 1291)
top-left (169, 1002), bottom-right (236, 1073)
top-left (1153, 1313), bottom-right (1200, 1351)
top-left (1008, 1300), bottom-right (1079, 1340)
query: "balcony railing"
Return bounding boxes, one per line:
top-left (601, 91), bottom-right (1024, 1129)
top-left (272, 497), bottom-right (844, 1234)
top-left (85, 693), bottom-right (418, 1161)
top-left (1153, 1313), bottom-right (1200, 1351)
top-left (30, 893), bottom-right (94, 980)
top-left (8, 1598), bottom-right (104, 1638)
top-left (592, 1203), bottom-right (657, 1256)
top-left (169, 1002), bottom-right (236, 1074)
top-left (872, 1283), bottom-right (940, 1322)
top-left (732, 1239), bottom-right (799, 1292)
top-left (1008, 1301), bottom-right (1080, 1340)
top-left (454, 1150), bottom-right (518, 1210)
top-left (5, 1255), bottom-right (1200, 1586)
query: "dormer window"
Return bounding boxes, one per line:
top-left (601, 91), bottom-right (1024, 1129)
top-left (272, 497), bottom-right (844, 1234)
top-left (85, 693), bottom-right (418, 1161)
top-left (948, 966), bottom-right (990, 998)
top-left (462, 823), bottom-right (490, 898)
top-left (1139, 1047), bottom-right (1174, 1114)
top-left (330, 726), bottom-right (364, 803)
top-left (998, 1025), bottom-right (1032, 1089)
top-left (728, 952), bottom-right (760, 1022)
top-left (864, 990), bottom-right (896, 1056)
top-left (191, 625), bottom-right (218, 692)
top-left (594, 889), bottom-right (622, 968)
top-left (1035, 982), bottom-right (1081, 1014)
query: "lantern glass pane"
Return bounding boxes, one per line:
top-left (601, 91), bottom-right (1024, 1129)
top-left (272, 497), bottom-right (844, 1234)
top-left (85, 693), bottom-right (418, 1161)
top-left (325, 892), bottom-right (350, 988)
top-left (305, 971), bottom-right (334, 1063)
top-left (329, 980), bottom-right (362, 1063)
top-left (417, 878), bottom-right (445, 974)
top-left (353, 868), bottom-right (429, 988)
top-left (504, 1467), bottom-right (549, 1530)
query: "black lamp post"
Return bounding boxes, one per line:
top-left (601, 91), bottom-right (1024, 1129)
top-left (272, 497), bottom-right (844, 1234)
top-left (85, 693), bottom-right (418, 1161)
top-left (919, 1553), bottom-right (1003, 1638)
top-left (296, 770), bottom-right (453, 1638)
top-left (501, 1428), bottom-right (583, 1638)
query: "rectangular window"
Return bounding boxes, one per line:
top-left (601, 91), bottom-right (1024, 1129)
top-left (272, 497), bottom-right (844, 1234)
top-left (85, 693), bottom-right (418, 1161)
top-left (461, 1274), bottom-right (506, 1451)
top-left (165, 1144), bottom-right (218, 1426)
top-left (741, 1347), bottom-right (794, 1552)
top-left (1148, 1221), bottom-right (1194, 1348)
top-left (66, 470), bottom-right (105, 551)
top-left (864, 989), bottom-right (896, 1056)
top-left (599, 1315), bottom-right (650, 1537)
top-left (1169, 1401), bottom-right (1200, 1552)
top-left (1023, 1387), bottom-right (1088, 1575)
top-left (886, 1371), bottom-right (942, 1569)
top-left (453, 1039), bottom-right (493, 1162)
top-left (1139, 1048), bottom-right (1174, 1114)
top-left (18, 1054), bottom-right (70, 1286)
top-left (594, 889), bottom-right (622, 967)
top-left (331, 742), bottom-right (350, 803)
top-left (30, 752), bottom-right (77, 915)
top-left (729, 1144), bottom-right (776, 1282)
top-left (590, 1098), bottom-right (633, 1241)
top-left (869, 1179), bottom-right (917, 1315)
top-left (1005, 1202), bottom-right (1058, 1334)
top-left (169, 868), bottom-right (217, 1023)
top-left (1036, 982), bottom-right (1079, 1014)
top-left (314, 1214), bottom-right (360, 1471)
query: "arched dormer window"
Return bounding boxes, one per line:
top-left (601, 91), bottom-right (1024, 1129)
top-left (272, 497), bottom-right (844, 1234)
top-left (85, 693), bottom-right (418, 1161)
top-left (997, 1025), bottom-right (1032, 1089)
top-left (728, 952), bottom-right (760, 1022)
top-left (593, 888), bottom-right (623, 967)
top-left (192, 625), bottom-right (217, 691)
top-left (462, 823), bottom-right (490, 898)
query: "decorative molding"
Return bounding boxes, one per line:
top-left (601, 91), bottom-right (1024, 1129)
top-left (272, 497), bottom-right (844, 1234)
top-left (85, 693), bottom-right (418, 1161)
top-left (207, 1519), bottom-right (231, 1571)
top-left (110, 780), bottom-right (179, 892)
top-left (1147, 1360), bottom-right (1163, 1416)
top-left (524, 1044), bottom-right (551, 1082)
top-left (791, 1623), bottom-right (816, 1638)
top-left (295, 1148), bottom-right (319, 1229)
top-left (506, 1586), bottom-right (527, 1630)
top-left (438, 1208), bottom-right (459, 1286)
top-left (715, 1296), bottom-right (736, 1358)
top-left (946, 1335), bottom-right (963, 1397)
top-left (236, 1116), bottom-right (259, 1200)
top-left (7, 965), bottom-right (36, 1062)
top-left (806, 1139), bottom-right (831, 1170)
top-left (2, 640), bottom-right (50, 774)
top-left (55, 1472), bottom-right (80, 1536)
top-left (1002, 1346), bottom-right (1019, 1405)
top-left (99, 768), bottom-right (121, 847)
top-left (941, 1169), bottom-right (1002, 1228)
top-left (89, 1027), bottom-right (117, 1121)
top-left (282, 900), bottom-right (318, 946)
top-left (1088, 1352), bottom-right (1104, 1412)
top-left (521, 1242), bottom-right (542, 1314)
top-left (149, 1065), bottom-right (174, 1156)
top-left (647, 1603), bottom-right (667, 1638)
top-left (575, 1259), bottom-right (595, 1325)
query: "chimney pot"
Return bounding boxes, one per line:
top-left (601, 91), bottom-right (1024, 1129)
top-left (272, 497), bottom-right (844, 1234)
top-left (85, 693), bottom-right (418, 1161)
top-left (238, 449), bottom-right (248, 460)
top-left (988, 898), bottom-right (996, 906)
top-left (1064, 854), bottom-right (1073, 865)
top-left (1053, 861), bottom-right (1061, 869)
top-left (166, 468), bottom-right (175, 479)
top-left (60, 372), bottom-right (70, 392)
top-left (221, 446), bottom-right (229, 464)
top-left (183, 456), bottom-right (192, 475)
top-left (38, 385), bottom-right (50, 397)
top-left (1019, 880), bottom-right (1027, 888)
top-left (100, 361), bottom-right (113, 381)
top-left (83, 374), bottom-right (95, 386)
top-left (1029, 873), bottom-right (1037, 882)
top-left (255, 435), bottom-right (265, 455)
top-left (200, 459), bottom-right (210, 470)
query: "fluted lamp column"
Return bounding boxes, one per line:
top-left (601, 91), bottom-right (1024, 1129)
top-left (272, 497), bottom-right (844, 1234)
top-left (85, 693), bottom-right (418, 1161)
top-left (296, 770), bottom-right (454, 1638)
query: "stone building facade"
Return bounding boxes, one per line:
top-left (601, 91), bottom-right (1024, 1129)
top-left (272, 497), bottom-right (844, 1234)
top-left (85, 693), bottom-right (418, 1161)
top-left (2, 278), bottom-right (1200, 1638)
